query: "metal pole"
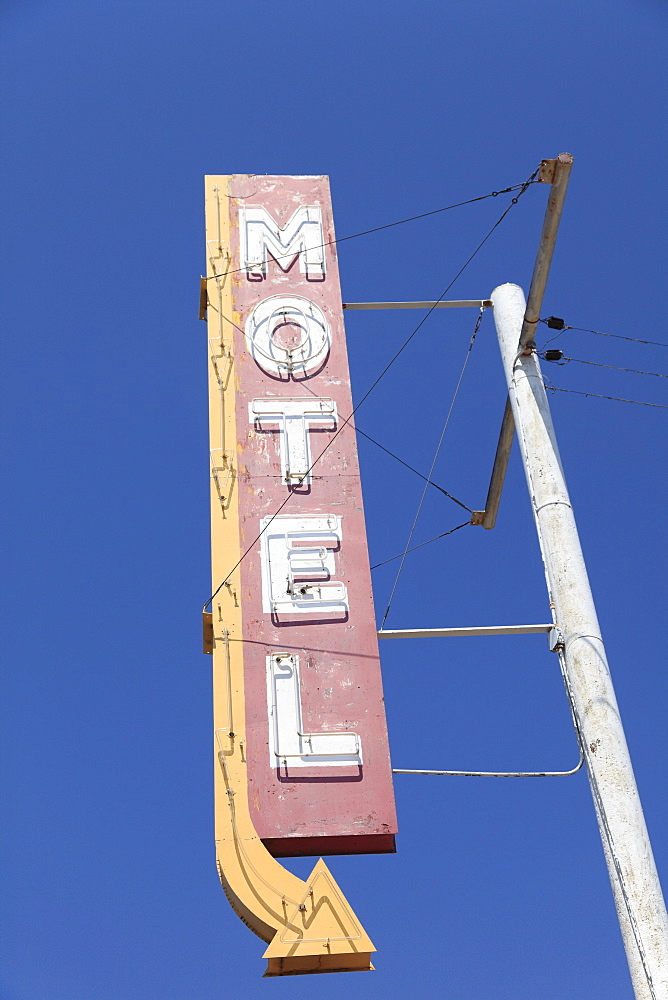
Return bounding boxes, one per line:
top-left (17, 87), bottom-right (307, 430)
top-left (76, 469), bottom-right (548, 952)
top-left (491, 282), bottom-right (668, 1000)
top-left (479, 396), bottom-right (514, 529)
top-left (518, 153), bottom-right (573, 351)
top-left (476, 154), bottom-right (574, 529)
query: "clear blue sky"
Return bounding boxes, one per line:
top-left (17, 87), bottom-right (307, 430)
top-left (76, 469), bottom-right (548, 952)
top-left (2, 2), bottom-right (666, 997)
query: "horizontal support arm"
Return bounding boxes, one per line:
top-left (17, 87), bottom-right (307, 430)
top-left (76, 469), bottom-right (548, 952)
top-left (342, 300), bottom-right (491, 310)
top-left (378, 624), bottom-right (554, 639)
top-left (392, 755), bottom-right (584, 778)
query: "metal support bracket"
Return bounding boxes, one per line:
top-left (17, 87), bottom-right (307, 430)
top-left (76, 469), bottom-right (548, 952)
top-left (378, 623), bottom-right (555, 639)
top-left (549, 626), bottom-right (565, 652)
top-left (382, 615), bottom-right (584, 778)
top-left (199, 276), bottom-right (208, 320)
top-left (202, 611), bottom-right (214, 654)
top-left (342, 299), bottom-right (492, 311)
top-left (472, 153), bottom-right (574, 530)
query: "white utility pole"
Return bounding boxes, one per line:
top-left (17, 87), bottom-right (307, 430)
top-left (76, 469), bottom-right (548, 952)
top-left (492, 282), bottom-right (668, 1000)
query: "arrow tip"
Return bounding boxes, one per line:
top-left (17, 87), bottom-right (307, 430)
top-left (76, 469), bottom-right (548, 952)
top-left (262, 859), bottom-right (376, 977)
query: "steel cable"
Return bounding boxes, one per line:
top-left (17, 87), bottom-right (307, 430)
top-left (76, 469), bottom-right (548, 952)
top-left (205, 178), bottom-right (541, 282)
top-left (203, 171), bottom-right (537, 611)
top-left (379, 308), bottom-right (483, 628)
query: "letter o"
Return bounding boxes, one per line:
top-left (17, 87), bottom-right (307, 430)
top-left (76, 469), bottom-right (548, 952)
top-left (244, 294), bottom-right (331, 377)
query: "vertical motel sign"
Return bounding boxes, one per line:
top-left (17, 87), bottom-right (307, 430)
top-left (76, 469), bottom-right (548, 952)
top-left (203, 175), bottom-right (397, 976)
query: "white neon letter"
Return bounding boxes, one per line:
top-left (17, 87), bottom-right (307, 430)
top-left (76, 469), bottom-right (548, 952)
top-left (249, 397), bottom-right (336, 485)
top-left (260, 515), bottom-right (348, 616)
top-left (267, 653), bottom-right (362, 768)
top-left (240, 205), bottom-right (325, 277)
top-left (244, 294), bottom-right (331, 377)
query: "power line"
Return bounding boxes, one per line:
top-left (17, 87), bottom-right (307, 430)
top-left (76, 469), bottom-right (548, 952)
top-left (539, 317), bottom-right (668, 349)
top-left (205, 177), bottom-right (541, 282)
top-left (544, 381), bottom-right (668, 409)
top-left (203, 171), bottom-right (537, 611)
top-left (371, 520), bottom-right (470, 570)
top-left (539, 351), bottom-right (668, 380)
top-left (565, 324), bottom-right (668, 349)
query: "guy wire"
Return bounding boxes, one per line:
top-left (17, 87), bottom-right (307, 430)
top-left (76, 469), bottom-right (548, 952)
top-left (380, 307), bottom-right (484, 628)
top-left (203, 170), bottom-right (537, 612)
top-left (205, 177), bottom-right (540, 282)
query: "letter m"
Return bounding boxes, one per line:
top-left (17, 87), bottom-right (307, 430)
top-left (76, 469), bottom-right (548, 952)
top-left (239, 205), bottom-right (325, 277)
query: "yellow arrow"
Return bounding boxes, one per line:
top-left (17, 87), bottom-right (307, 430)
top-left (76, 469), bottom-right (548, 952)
top-left (205, 176), bottom-right (375, 977)
top-left (213, 649), bottom-right (375, 976)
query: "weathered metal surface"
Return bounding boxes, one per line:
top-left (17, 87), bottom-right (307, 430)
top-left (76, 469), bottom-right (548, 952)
top-left (492, 282), bottom-right (668, 1000)
top-left (205, 176), bottom-right (378, 976)
top-left (198, 276), bottom-right (208, 321)
top-left (209, 175), bottom-right (397, 859)
top-left (479, 396), bottom-right (515, 530)
top-left (475, 153), bottom-right (573, 530)
top-left (202, 611), bottom-right (214, 654)
top-left (519, 152), bottom-right (573, 348)
top-left (538, 157), bottom-right (557, 185)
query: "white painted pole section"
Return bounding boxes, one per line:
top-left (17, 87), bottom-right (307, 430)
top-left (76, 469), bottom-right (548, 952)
top-left (492, 282), bottom-right (668, 1000)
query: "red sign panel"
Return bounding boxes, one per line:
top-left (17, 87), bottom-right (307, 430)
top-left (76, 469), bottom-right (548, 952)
top-left (224, 174), bottom-right (397, 857)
